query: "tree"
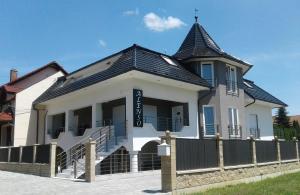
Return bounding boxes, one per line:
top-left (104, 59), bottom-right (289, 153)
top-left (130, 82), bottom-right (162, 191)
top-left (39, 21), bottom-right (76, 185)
top-left (292, 120), bottom-right (300, 139)
top-left (274, 107), bottom-right (290, 128)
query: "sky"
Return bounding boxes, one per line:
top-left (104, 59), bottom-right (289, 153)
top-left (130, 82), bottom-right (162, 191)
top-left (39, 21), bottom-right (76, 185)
top-left (0, 0), bottom-right (299, 115)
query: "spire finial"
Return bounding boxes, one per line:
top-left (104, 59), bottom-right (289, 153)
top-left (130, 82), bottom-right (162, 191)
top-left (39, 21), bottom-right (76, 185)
top-left (194, 8), bottom-right (199, 23)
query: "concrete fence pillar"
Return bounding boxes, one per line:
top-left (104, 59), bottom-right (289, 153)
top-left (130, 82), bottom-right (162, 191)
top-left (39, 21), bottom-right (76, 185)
top-left (275, 136), bottom-right (281, 164)
top-left (250, 136), bottom-right (257, 166)
top-left (294, 137), bottom-right (299, 163)
top-left (130, 151), bottom-right (139, 173)
top-left (33, 144), bottom-right (39, 163)
top-left (7, 147), bottom-right (11, 163)
top-left (19, 146), bottom-right (23, 163)
top-left (216, 133), bottom-right (224, 171)
top-left (85, 138), bottom-right (96, 182)
top-left (49, 142), bottom-right (57, 177)
top-left (160, 130), bottom-right (176, 192)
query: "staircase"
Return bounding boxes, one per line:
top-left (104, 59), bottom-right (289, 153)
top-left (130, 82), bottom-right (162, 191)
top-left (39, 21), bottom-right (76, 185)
top-left (55, 124), bottom-right (127, 179)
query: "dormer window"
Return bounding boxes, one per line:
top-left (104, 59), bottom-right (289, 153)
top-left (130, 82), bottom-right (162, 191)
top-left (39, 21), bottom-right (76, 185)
top-left (200, 62), bottom-right (214, 87)
top-left (226, 65), bottom-right (238, 94)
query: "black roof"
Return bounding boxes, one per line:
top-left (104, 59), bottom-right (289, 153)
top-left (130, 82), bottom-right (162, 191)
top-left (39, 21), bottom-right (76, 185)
top-left (34, 44), bottom-right (210, 104)
top-left (243, 79), bottom-right (287, 107)
top-left (174, 22), bottom-right (252, 67)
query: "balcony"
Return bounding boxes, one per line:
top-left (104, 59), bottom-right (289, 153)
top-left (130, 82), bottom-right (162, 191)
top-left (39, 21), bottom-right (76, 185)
top-left (228, 125), bottom-right (242, 139)
top-left (249, 128), bottom-right (260, 139)
top-left (143, 116), bottom-right (188, 132)
top-left (226, 80), bottom-right (239, 96)
top-left (202, 124), bottom-right (220, 137)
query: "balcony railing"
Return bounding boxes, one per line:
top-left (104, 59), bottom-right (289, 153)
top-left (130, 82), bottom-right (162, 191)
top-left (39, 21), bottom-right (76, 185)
top-left (226, 80), bottom-right (239, 95)
top-left (143, 116), bottom-right (188, 132)
top-left (249, 128), bottom-right (260, 139)
top-left (228, 125), bottom-right (242, 139)
top-left (202, 124), bottom-right (220, 137)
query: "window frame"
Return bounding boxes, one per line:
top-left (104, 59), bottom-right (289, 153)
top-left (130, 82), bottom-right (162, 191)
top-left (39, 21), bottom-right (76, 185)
top-left (200, 62), bottom-right (215, 87)
top-left (228, 107), bottom-right (240, 137)
top-left (202, 105), bottom-right (216, 137)
top-left (226, 64), bottom-right (238, 94)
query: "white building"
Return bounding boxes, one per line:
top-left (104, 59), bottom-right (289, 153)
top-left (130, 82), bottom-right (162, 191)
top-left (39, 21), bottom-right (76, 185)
top-left (2, 19), bottom-right (286, 177)
top-left (0, 62), bottom-right (66, 146)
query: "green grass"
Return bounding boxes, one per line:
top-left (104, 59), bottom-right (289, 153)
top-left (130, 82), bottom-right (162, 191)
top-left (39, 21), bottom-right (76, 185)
top-left (192, 171), bottom-right (300, 195)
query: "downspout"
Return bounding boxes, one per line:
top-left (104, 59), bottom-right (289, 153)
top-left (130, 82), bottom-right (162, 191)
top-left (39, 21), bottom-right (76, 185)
top-left (43, 110), bottom-right (48, 144)
top-left (245, 92), bottom-right (256, 107)
top-left (197, 88), bottom-right (213, 139)
top-left (34, 107), bottom-right (39, 144)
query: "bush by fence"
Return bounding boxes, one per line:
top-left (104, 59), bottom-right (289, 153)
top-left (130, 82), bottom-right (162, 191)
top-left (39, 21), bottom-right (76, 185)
top-left (176, 138), bottom-right (218, 170)
top-left (256, 141), bottom-right (277, 163)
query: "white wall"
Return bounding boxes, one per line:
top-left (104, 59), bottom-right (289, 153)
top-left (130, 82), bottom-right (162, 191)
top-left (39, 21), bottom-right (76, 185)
top-left (245, 103), bottom-right (273, 139)
top-left (14, 71), bottom-right (64, 146)
top-left (42, 76), bottom-right (200, 152)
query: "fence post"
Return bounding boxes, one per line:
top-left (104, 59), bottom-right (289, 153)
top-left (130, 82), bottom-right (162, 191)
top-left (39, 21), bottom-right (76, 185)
top-left (250, 136), bottom-right (257, 166)
top-left (216, 133), bottom-right (224, 171)
top-left (160, 130), bottom-right (176, 192)
top-left (275, 136), bottom-right (281, 164)
top-left (7, 147), bottom-right (11, 163)
top-left (294, 137), bottom-right (299, 163)
top-left (33, 144), bottom-right (38, 163)
top-left (19, 146), bottom-right (23, 163)
top-left (49, 142), bottom-right (57, 177)
top-left (85, 138), bottom-right (96, 182)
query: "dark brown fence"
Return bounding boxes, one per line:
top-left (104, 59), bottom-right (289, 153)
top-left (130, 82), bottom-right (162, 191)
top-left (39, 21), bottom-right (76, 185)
top-left (280, 141), bottom-right (297, 160)
top-left (36, 145), bottom-right (50, 164)
top-left (0, 148), bottom-right (9, 162)
top-left (256, 141), bottom-right (277, 163)
top-left (223, 140), bottom-right (252, 166)
top-left (21, 146), bottom-right (34, 163)
top-left (176, 138), bottom-right (218, 171)
top-left (10, 147), bottom-right (20, 162)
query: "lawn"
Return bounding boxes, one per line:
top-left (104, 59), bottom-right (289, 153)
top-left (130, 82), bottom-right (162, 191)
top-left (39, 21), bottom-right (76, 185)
top-left (193, 171), bottom-right (300, 195)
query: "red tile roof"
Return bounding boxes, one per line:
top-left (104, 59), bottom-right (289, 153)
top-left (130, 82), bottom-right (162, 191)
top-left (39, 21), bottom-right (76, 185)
top-left (0, 112), bottom-right (13, 122)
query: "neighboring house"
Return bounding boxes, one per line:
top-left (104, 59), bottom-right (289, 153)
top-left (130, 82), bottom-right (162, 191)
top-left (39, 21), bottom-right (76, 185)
top-left (290, 115), bottom-right (300, 124)
top-left (30, 18), bottom-right (286, 175)
top-left (0, 62), bottom-right (66, 146)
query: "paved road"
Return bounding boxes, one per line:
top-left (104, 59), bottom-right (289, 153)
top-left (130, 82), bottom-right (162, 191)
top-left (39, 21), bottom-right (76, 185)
top-left (0, 170), bottom-right (169, 195)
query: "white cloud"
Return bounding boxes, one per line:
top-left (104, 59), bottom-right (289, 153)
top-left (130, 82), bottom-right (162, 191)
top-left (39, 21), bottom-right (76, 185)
top-left (143, 12), bottom-right (185, 32)
top-left (123, 8), bottom-right (139, 16)
top-left (98, 40), bottom-right (107, 47)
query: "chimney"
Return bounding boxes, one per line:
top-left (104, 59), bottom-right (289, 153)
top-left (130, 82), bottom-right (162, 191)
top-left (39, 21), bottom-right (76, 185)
top-left (10, 69), bottom-right (18, 82)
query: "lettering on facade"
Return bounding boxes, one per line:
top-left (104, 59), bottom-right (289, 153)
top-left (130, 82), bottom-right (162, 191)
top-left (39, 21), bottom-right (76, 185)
top-left (133, 89), bottom-right (143, 127)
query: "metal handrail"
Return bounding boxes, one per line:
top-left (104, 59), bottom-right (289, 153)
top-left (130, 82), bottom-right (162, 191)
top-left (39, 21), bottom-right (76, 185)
top-left (143, 115), bottom-right (188, 132)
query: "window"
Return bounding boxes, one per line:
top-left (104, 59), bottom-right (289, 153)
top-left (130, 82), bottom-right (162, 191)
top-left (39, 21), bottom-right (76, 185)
top-left (228, 108), bottom-right (240, 136)
top-left (161, 55), bottom-right (177, 66)
top-left (201, 63), bottom-right (214, 86)
top-left (203, 105), bottom-right (216, 136)
top-left (226, 65), bottom-right (238, 94)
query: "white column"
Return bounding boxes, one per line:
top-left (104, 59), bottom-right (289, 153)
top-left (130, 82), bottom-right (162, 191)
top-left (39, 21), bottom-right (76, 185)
top-left (96, 103), bottom-right (103, 127)
top-left (130, 151), bottom-right (139, 172)
top-left (92, 103), bottom-right (96, 129)
top-left (65, 110), bottom-right (71, 132)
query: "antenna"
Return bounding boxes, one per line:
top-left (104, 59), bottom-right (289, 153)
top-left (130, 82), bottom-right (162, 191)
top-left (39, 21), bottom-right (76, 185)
top-left (194, 8), bottom-right (199, 23)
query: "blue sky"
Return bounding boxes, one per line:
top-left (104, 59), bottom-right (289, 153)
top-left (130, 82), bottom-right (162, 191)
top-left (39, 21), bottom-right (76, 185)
top-left (0, 0), bottom-right (299, 115)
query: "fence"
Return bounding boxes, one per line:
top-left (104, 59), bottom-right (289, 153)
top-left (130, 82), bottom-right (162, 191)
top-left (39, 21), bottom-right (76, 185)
top-left (175, 138), bottom-right (299, 171)
top-left (161, 132), bottom-right (300, 193)
top-left (0, 144), bottom-right (50, 164)
top-left (176, 138), bottom-right (218, 170)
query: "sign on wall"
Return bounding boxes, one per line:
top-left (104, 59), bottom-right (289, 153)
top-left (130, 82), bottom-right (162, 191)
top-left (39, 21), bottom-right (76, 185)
top-left (133, 89), bottom-right (143, 127)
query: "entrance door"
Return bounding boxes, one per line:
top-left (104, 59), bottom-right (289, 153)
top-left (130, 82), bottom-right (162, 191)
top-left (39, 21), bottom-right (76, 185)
top-left (249, 114), bottom-right (259, 138)
top-left (113, 105), bottom-right (126, 137)
top-left (172, 105), bottom-right (183, 132)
